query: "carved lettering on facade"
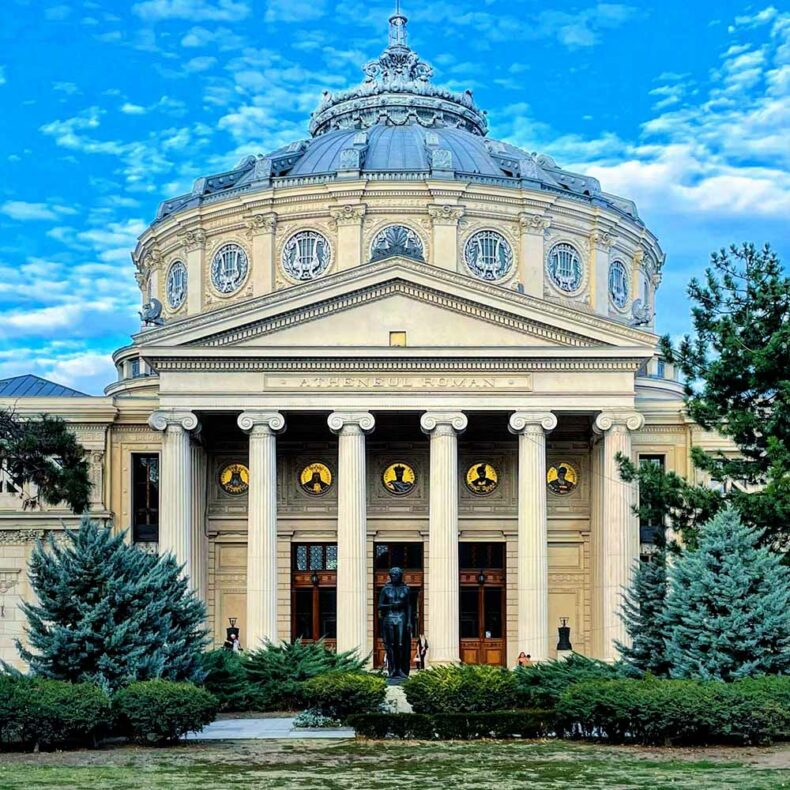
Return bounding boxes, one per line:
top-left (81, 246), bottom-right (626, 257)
top-left (264, 374), bottom-right (532, 392)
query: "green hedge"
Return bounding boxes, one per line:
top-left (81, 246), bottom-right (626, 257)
top-left (244, 639), bottom-right (366, 711)
top-left (556, 677), bottom-right (790, 746)
top-left (347, 710), bottom-right (551, 740)
top-left (113, 680), bottom-right (218, 745)
top-left (301, 672), bottom-right (387, 721)
top-left (0, 675), bottom-right (111, 751)
top-left (403, 664), bottom-right (519, 714)
top-left (200, 649), bottom-right (256, 711)
top-left (514, 653), bottom-right (621, 709)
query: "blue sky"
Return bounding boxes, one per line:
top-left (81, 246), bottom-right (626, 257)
top-left (0, 0), bottom-right (787, 394)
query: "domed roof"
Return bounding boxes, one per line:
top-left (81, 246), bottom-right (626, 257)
top-left (154, 9), bottom-right (640, 225)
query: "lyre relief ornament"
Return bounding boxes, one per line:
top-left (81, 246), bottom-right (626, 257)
top-left (465, 462), bottom-right (499, 495)
top-left (547, 462), bottom-right (578, 495)
top-left (382, 462), bottom-right (416, 496)
top-left (300, 462), bottom-right (333, 496)
top-left (219, 463), bottom-right (249, 495)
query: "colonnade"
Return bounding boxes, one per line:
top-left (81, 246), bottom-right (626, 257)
top-left (148, 408), bottom-right (643, 662)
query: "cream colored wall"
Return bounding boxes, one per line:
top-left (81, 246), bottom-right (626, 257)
top-left (135, 180), bottom-right (663, 332)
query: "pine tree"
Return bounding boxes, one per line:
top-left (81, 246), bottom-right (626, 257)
top-left (663, 508), bottom-right (790, 681)
top-left (616, 540), bottom-right (671, 677)
top-left (18, 519), bottom-right (209, 692)
top-left (0, 411), bottom-right (91, 513)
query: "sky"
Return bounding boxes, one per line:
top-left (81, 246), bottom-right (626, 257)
top-left (0, 0), bottom-right (787, 394)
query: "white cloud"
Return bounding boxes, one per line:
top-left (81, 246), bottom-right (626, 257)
top-left (120, 102), bottom-right (146, 115)
top-left (180, 25), bottom-right (244, 49)
top-left (264, 0), bottom-right (327, 23)
top-left (0, 201), bottom-right (77, 221)
top-left (132, 0), bottom-right (250, 22)
top-left (44, 4), bottom-right (71, 21)
top-left (0, 66), bottom-right (5, 86)
top-left (184, 56), bottom-right (217, 72)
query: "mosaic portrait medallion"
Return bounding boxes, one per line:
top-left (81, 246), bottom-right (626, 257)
top-left (465, 462), bottom-right (499, 496)
top-left (547, 462), bottom-right (578, 496)
top-left (219, 463), bottom-right (249, 495)
top-left (299, 462), bottom-right (333, 496)
top-left (382, 462), bottom-right (416, 496)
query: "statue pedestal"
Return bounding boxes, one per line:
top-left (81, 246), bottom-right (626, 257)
top-left (385, 685), bottom-right (413, 714)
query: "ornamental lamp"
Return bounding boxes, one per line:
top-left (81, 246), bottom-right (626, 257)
top-left (557, 617), bottom-right (573, 652)
top-left (311, 571), bottom-right (320, 586)
top-left (477, 570), bottom-right (487, 585)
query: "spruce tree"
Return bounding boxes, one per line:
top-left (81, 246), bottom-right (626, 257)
top-left (616, 540), bottom-right (671, 677)
top-left (18, 519), bottom-right (209, 692)
top-left (663, 508), bottom-right (790, 681)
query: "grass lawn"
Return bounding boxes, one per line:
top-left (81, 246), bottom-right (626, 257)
top-left (0, 740), bottom-right (788, 790)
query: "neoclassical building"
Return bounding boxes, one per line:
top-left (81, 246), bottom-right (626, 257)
top-left (0, 12), bottom-right (715, 669)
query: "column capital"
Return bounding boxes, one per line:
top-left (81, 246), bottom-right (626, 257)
top-left (237, 411), bottom-right (286, 435)
top-left (594, 411), bottom-right (645, 435)
top-left (420, 411), bottom-right (468, 436)
top-left (327, 411), bottom-right (375, 435)
top-left (508, 411), bottom-right (557, 435)
top-left (148, 410), bottom-right (200, 433)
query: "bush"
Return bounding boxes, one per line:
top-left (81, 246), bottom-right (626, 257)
top-left (347, 710), bottom-right (550, 740)
top-left (514, 653), bottom-right (621, 709)
top-left (403, 664), bottom-right (519, 714)
top-left (556, 678), bottom-right (790, 746)
top-left (302, 672), bottom-right (387, 721)
top-left (244, 639), bottom-right (366, 711)
top-left (200, 649), bottom-right (255, 711)
top-left (0, 675), bottom-right (111, 751)
top-left (113, 680), bottom-right (218, 745)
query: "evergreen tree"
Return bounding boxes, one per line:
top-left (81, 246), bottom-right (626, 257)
top-left (616, 538), bottom-right (671, 677)
top-left (663, 508), bottom-right (790, 681)
top-left (0, 411), bottom-right (91, 513)
top-left (18, 519), bottom-right (209, 692)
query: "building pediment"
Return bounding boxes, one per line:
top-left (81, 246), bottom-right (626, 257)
top-left (136, 257), bottom-right (657, 354)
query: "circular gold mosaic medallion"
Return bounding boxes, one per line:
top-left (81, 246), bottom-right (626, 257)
top-left (382, 462), bottom-right (416, 496)
top-left (219, 463), bottom-right (249, 495)
top-left (299, 462), bottom-right (333, 496)
top-left (547, 462), bottom-right (578, 496)
top-left (465, 462), bottom-right (499, 495)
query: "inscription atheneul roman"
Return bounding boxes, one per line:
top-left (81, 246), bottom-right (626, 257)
top-left (264, 374), bottom-right (532, 391)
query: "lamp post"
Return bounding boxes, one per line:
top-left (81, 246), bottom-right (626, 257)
top-left (557, 617), bottom-right (573, 659)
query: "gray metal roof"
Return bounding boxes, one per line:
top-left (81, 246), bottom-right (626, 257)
top-left (152, 12), bottom-right (641, 226)
top-left (0, 374), bottom-right (88, 398)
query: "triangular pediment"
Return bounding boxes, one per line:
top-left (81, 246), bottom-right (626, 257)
top-left (136, 257), bottom-right (657, 354)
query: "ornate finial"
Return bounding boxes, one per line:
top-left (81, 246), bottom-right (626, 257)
top-left (389, 2), bottom-right (407, 48)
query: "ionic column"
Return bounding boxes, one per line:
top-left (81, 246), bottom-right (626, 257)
top-left (420, 411), bottom-right (468, 664)
top-left (518, 213), bottom-right (550, 299)
top-left (190, 442), bottom-right (208, 602)
top-left (593, 411), bottom-right (645, 660)
top-left (238, 411), bottom-right (286, 649)
top-left (245, 213), bottom-right (277, 297)
top-left (329, 205), bottom-right (366, 270)
top-left (508, 411), bottom-right (558, 661)
top-left (427, 205), bottom-right (464, 272)
top-left (328, 412), bottom-right (375, 655)
top-left (148, 411), bottom-right (200, 577)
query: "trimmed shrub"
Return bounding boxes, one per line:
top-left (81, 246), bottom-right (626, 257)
top-left (200, 649), bottom-right (255, 711)
top-left (403, 664), bottom-right (519, 714)
top-left (0, 675), bottom-right (111, 751)
top-left (347, 710), bottom-right (550, 740)
top-left (514, 653), bottom-right (621, 709)
top-left (113, 680), bottom-right (218, 745)
top-left (302, 672), bottom-right (387, 721)
top-left (556, 678), bottom-right (790, 746)
top-left (244, 639), bottom-right (366, 711)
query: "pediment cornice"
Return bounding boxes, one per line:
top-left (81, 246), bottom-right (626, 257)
top-left (133, 256), bottom-right (657, 350)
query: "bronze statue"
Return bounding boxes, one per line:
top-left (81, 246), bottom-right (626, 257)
top-left (378, 567), bottom-right (412, 679)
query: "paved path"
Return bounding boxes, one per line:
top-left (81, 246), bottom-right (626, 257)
top-left (185, 717), bottom-right (355, 741)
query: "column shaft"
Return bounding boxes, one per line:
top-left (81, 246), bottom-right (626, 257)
top-left (509, 412), bottom-right (557, 661)
top-left (329, 412), bottom-right (375, 656)
top-left (190, 443), bottom-right (208, 602)
top-left (239, 412), bottom-right (285, 649)
top-left (421, 412), bottom-right (467, 664)
top-left (148, 411), bottom-right (199, 577)
top-left (595, 412), bottom-right (644, 660)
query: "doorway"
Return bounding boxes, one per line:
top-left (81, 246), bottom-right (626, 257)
top-left (459, 542), bottom-right (506, 665)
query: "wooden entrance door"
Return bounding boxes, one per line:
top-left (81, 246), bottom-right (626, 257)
top-left (291, 543), bottom-right (337, 650)
top-left (458, 542), bottom-right (506, 666)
